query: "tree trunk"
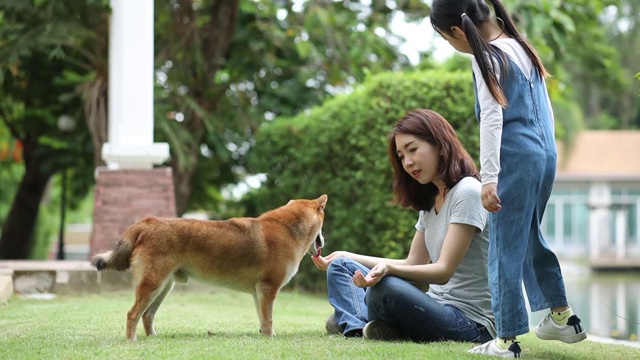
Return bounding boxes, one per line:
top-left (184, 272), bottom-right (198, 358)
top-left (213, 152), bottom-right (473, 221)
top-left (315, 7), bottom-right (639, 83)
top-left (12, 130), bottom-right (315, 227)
top-left (171, 145), bottom-right (199, 216)
top-left (0, 157), bottom-right (53, 259)
top-left (79, 1), bottom-right (240, 215)
top-left (164, 0), bottom-right (239, 215)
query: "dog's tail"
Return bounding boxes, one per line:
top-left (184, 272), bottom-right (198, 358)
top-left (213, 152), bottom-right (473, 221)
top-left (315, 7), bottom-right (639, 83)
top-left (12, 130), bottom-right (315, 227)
top-left (91, 223), bottom-right (142, 271)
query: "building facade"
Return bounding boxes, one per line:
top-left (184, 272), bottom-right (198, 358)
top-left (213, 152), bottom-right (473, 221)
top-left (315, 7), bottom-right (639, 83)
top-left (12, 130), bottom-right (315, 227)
top-left (541, 131), bottom-right (640, 268)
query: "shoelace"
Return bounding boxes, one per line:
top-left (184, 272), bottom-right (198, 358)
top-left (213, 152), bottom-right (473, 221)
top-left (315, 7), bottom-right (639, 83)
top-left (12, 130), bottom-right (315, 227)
top-left (539, 314), bottom-right (551, 326)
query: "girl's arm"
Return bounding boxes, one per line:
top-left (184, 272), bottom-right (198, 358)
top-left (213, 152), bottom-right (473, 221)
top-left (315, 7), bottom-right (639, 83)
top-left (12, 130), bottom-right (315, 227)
top-left (353, 223), bottom-right (475, 287)
top-left (473, 58), bottom-right (504, 212)
top-left (472, 58), bottom-right (503, 187)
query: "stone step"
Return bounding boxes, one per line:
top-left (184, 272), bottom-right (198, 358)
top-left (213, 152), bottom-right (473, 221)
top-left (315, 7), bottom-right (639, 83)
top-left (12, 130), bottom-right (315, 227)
top-left (0, 260), bottom-right (210, 298)
top-left (0, 260), bottom-right (132, 296)
top-left (0, 268), bottom-right (13, 305)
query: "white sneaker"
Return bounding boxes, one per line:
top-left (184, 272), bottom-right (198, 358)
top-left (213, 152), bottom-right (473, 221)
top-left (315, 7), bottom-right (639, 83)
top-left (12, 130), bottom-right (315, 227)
top-left (468, 339), bottom-right (522, 358)
top-left (535, 314), bottom-right (587, 343)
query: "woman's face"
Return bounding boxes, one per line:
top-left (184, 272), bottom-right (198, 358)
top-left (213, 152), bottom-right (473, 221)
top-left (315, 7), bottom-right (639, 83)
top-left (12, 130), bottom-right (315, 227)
top-left (395, 133), bottom-right (441, 186)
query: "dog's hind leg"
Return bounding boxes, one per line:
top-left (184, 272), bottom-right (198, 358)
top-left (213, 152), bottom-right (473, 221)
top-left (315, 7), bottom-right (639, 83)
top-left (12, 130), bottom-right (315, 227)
top-left (142, 280), bottom-right (175, 337)
top-left (127, 275), bottom-right (171, 340)
top-left (254, 282), bottom-right (279, 337)
top-left (251, 292), bottom-right (260, 332)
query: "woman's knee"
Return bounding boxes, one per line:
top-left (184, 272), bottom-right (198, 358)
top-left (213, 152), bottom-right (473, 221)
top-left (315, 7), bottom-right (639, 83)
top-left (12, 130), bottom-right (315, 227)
top-left (328, 256), bottom-right (351, 268)
top-left (365, 276), bottom-right (396, 308)
top-left (327, 257), bottom-right (363, 280)
top-left (327, 257), bottom-right (352, 273)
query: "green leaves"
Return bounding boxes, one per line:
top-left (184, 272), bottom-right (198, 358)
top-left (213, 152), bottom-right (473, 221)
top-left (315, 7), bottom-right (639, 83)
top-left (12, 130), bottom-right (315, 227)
top-left (508, 0), bottom-right (635, 129)
top-left (151, 0), bottom-right (431, 213)
top-left (245, 69), bottom-right (478, 291)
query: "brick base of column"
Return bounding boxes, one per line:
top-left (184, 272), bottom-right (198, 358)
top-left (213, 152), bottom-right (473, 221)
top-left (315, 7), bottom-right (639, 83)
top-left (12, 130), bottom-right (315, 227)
top-left (89, 167), bottom-right (177, 258)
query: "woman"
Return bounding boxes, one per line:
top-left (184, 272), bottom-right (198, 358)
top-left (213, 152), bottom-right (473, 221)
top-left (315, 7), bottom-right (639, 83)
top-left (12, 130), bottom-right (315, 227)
top-left (312, 109), bottom-right (495, 344)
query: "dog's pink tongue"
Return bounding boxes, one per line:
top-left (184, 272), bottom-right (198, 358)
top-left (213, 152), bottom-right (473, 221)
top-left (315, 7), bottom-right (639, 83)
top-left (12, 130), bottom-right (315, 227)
top-left (313, 248), bottom-right (321, 258)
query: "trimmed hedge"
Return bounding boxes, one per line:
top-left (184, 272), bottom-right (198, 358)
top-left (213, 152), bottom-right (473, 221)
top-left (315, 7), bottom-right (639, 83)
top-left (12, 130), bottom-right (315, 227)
top-left (244, 69), bottom-right (479, 291)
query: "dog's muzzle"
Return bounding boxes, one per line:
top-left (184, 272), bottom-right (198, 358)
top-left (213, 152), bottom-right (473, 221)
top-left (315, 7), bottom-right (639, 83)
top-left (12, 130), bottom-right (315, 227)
top-left (311, 231), bottom-right (325, 256)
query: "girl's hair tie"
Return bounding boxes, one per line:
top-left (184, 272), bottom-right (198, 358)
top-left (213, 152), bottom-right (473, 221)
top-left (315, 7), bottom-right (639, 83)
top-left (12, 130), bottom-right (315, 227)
top-left (461, 13), bottom-right (468, 19)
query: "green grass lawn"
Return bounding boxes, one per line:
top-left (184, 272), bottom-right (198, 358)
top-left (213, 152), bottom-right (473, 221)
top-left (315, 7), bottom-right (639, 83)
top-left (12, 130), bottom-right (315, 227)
top-left (0, 287), bottom-right (634, 359)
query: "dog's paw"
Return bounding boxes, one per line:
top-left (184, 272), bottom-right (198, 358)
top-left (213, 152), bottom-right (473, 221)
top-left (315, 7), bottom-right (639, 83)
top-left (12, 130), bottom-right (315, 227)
top-left (259, 328), bottom-right (275, 337)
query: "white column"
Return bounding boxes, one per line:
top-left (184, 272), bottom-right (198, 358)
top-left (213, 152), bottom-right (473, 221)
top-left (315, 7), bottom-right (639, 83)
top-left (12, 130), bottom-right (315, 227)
top-left (615, 207), bottom-right (627, 260)
top-left (588, 182), bottom-right (612, 260)
top-left (615, 282), bottom-right (627, 338)
top-left (556, 199), bottom-right (564, 251)
top-left (102, 0), bottom-right (170, 169)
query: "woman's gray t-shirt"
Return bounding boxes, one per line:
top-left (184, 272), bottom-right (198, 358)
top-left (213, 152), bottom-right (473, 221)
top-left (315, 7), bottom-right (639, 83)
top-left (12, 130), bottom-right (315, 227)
top-left (415, 176), bottom-right (496, 338)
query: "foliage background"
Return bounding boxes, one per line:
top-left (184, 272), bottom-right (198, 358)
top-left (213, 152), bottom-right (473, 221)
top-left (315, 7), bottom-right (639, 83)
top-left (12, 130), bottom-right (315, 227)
top-left (244, 69), bottom-right (478, 291)
top-left (0, 0), bottom-right (638, 260)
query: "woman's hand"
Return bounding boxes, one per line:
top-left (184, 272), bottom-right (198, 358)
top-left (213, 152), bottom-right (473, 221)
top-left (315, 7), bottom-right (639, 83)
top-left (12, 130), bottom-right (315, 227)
top-left (481, 183), bottom-right (502, 212)
top-left (311, 251), bottom-right (349, 271)
top-left (352, 263), bottom-right (388, 288)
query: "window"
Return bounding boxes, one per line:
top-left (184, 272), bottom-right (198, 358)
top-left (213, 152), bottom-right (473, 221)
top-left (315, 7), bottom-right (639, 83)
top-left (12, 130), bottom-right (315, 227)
top-left (543, 187), bottom-right (588, 251)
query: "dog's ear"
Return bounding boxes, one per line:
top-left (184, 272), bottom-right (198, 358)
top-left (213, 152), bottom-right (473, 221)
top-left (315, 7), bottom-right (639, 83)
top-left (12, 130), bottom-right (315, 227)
top-left (317, 194), bottom-right (328, 211)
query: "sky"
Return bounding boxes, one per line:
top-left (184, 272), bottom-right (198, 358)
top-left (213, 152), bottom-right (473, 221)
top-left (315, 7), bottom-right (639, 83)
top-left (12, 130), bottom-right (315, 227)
top-left (389, 11), bottom-right (455, 64)
top-left (287, 0), bottom-right (455, 65)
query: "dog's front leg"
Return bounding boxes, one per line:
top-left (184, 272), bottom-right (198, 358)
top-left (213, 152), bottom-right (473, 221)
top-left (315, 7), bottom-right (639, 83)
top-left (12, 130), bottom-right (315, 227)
top-left (254, 283), bottom-right (277, 336)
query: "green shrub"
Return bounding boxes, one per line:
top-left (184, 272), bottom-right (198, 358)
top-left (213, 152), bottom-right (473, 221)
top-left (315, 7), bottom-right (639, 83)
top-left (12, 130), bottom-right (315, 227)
top-left (244, 70), bottom-right (479, 291)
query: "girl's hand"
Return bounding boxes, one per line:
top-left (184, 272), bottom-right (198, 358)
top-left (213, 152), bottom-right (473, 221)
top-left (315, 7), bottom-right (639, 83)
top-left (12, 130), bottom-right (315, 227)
top-left (352, 263), bottom-right (388, 288)
top-left (481, 183), bottom-right (502, 212)
top-left (311, 251), bottom-right (349, 272)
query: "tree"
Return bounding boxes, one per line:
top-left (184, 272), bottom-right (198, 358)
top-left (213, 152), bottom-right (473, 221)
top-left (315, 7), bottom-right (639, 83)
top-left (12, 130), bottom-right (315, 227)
top-left (508, 0), bottom-right (637, 130)
top-left (244, 69), bottom-right (479, 290)
top-left (595, 0), bottom-right (640, 128)
top-left (0, 122), bottom-right (23, 229)
top-left (0, 0), bottom-right (106, 258)
top-left (0, 0), bottom-right (431, 258)
top-left (153, 0), bottom-right (430, 215)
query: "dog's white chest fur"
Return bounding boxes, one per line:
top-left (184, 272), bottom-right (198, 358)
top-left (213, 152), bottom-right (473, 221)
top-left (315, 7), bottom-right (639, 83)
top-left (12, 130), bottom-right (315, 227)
top-left (281, 262), bottom-right (301, 288)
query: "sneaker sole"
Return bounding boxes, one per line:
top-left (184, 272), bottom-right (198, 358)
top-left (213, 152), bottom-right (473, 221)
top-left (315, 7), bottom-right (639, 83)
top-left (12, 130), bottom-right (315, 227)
top-left (363, 320), bottom-right (401, 341)
top-left (325, 314), bottom-right (342, 335)
top-left (362, 321), bottom-right (377, 340)
top-left (535, 330), bottom-right (587, 343)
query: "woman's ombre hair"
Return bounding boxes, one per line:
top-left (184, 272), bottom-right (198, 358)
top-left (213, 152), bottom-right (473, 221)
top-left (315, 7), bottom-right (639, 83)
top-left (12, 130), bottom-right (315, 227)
top-left (387, 109), bottom-right (479, 211)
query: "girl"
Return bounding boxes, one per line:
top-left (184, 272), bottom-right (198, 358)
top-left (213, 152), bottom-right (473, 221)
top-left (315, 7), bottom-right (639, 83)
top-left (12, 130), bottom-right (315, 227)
top-left (312, 109), bottom-right (495, 344)
top-left (430, 0), bottom-right (587, 357)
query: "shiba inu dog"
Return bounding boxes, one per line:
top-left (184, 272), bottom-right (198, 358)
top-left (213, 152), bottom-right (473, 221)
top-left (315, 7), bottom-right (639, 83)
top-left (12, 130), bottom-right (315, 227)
top-left (91, 194), bottom-right (327, 340)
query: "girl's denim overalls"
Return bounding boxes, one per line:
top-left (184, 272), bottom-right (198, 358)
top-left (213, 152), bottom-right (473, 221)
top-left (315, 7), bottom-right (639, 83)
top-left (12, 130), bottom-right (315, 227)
top-left (474, 56), bottom-right (569, 338)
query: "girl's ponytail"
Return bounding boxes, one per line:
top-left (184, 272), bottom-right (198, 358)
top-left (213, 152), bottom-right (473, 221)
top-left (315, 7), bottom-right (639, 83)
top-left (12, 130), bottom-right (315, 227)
top-left (460, 13), bottom-right (507, 107)
top-left (487, 0), bottom-right (547, 78)
top-left (431, 0), bottom-right (548, 107)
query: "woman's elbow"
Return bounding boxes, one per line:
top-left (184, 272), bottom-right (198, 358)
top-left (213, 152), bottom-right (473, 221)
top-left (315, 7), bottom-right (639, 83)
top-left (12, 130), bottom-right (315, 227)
top-left (432, 267), bottom-right (455, 285)
top-left (432, 276), bottom-right (450, 285)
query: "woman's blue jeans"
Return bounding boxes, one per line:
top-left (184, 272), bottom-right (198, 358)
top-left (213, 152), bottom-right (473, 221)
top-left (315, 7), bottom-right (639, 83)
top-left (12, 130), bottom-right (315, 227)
top-left (326, 257), bottom-right (493, 343)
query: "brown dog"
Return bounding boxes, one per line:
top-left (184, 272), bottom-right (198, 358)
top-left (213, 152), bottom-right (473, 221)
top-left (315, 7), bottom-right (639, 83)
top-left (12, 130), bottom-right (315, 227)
top-left (91, 194), bottom-right (327, 340)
